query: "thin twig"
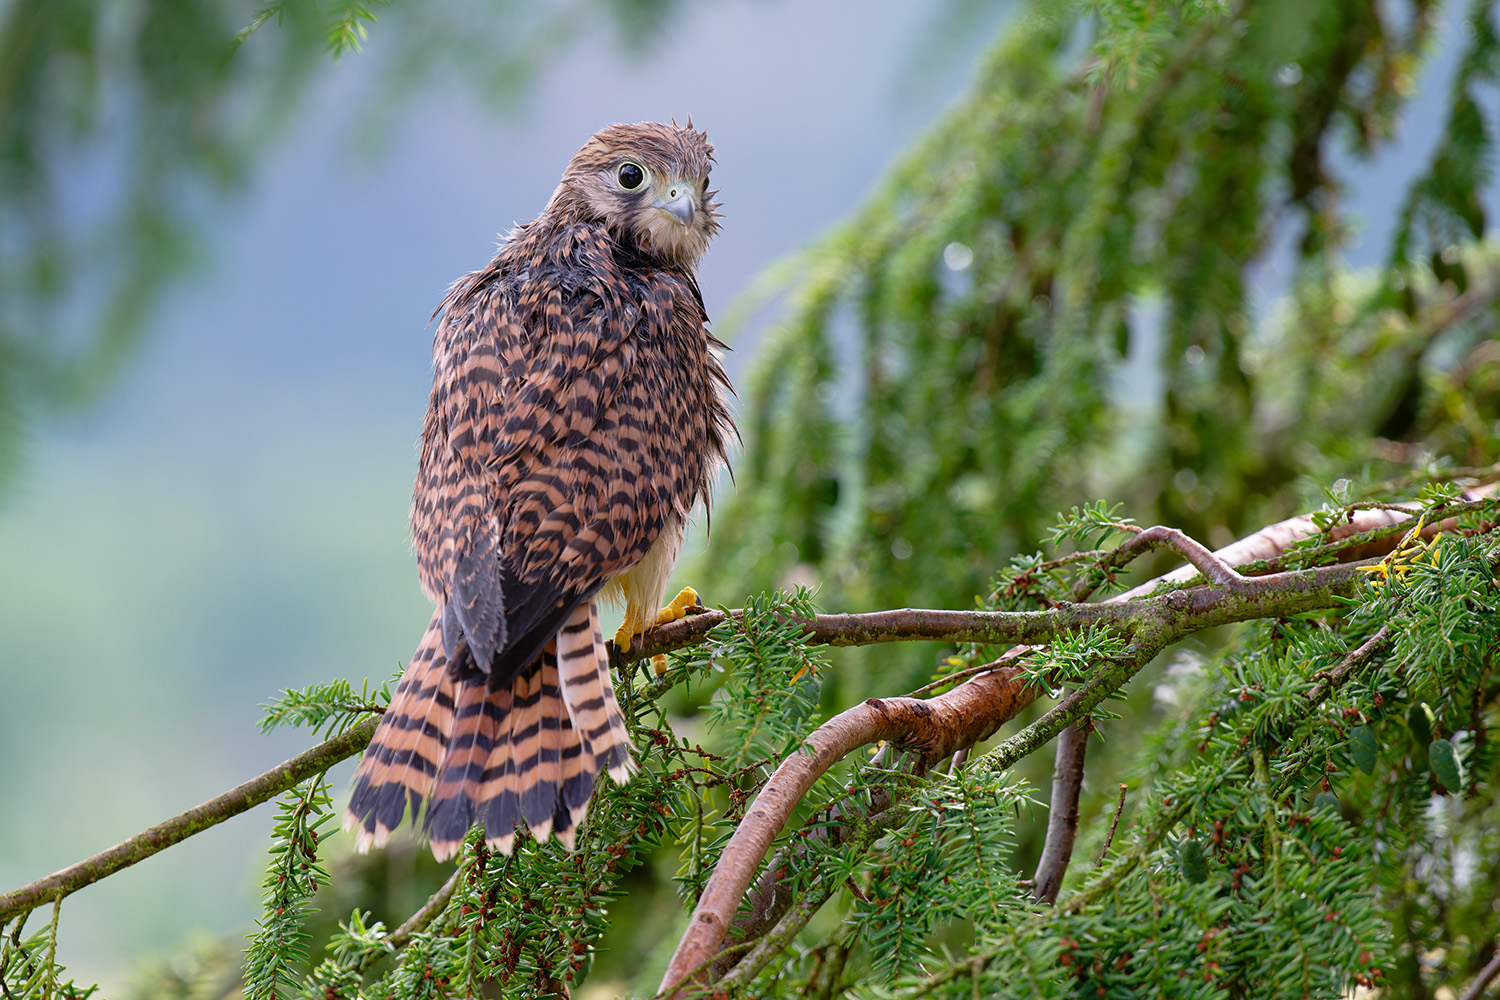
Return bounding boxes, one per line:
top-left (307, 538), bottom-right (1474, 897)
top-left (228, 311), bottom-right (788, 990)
top-left (1150, 495), bottom-right (1493, 588)
top-left (1458, 941), bottom-right (1500, 1000)
top-left (1309, 625), bottom-right (1393, 705)
top-left (0, 717), bottom-right (378, 925)
top-left (0, 904), bottom-right (31, 1000)
top-left (1095, 784), bottom-right (1128, 867)
top-left (1109, 525), bottom-right (1247, 589)
top-left (349, 866), bottom-right (464, 976)
top-left (909, 652), bottom-right (1038, 698)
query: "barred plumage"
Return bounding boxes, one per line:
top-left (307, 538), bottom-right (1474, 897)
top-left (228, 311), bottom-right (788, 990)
top-left (345, 122), bottom-right (733, 859)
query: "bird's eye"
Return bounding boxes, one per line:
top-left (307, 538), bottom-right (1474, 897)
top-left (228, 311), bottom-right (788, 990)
top-left (616, 162), bottom-right (646, 190)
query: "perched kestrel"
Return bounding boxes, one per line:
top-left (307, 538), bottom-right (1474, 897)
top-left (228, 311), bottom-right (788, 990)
top-left (345, 122), bottom-right (733, 860)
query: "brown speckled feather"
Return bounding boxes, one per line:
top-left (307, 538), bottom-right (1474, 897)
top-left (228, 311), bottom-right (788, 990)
top-left (346, 122), bottom-right (732, 857)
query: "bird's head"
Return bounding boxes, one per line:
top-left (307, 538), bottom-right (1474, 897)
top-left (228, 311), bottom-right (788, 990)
top-left (555, 121), bottom-right (721, 270)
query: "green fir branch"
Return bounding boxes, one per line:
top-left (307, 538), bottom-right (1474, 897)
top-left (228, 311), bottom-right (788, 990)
top-left (259, 676), bottom-right (392, 738)
top-left (243, 775), bottom-right (336, 999)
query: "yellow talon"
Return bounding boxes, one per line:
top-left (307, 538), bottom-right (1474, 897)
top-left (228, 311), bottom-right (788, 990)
top-left (613, 609), bottom-right (643, 653)
top-left (612, 587), bottom-right (702, 656)
top-left (657, 586), bottom-right (700, 625)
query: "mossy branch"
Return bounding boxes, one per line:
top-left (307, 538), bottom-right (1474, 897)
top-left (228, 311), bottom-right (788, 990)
top-left (629, 498), bottom-right (1492, 664)
top-left (0, 717), bottom-right (378, 927)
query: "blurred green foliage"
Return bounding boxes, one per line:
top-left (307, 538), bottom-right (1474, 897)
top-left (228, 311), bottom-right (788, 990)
top-left (703, 0), bottom-right (1500, 635)
top-left (1, 0), bottom-right (314, 485)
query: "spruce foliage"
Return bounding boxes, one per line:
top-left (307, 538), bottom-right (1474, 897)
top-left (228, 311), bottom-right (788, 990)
top-left (701, 0), bottom-right (1500, 645)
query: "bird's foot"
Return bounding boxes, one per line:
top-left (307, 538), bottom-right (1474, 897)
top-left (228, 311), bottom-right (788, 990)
top-left (651, 587), bottom-right (701, 674)
top-left (613, 610), bottom-right (645, 654)
top-left (613, 587), bottom-right (704, 674)
top-left (657, 586), bottom-right (701, 626)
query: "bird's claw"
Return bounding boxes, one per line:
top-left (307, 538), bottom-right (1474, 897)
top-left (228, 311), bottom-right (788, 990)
top-left (657, 586), bottom-right (701, 625)
top-left (613, 587), bottom-right (704, 666)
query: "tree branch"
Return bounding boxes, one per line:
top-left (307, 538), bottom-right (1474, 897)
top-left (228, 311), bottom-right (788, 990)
top-left (0, 717), bottom-right (378, 926)
top-left (654, 495), bottom-right (1500, 996)
top-left (657, 558), bottom-right (1366, 996)
top-left (1108, 525), bottom-right (1246, 588)
top-left (658, 656), bottom-right (1037, 998)
top-left (630, 562), bottom-right (1353, 668)
top-left (1458, 941), bottom-right (1500, 1000)
top-left (346, 866), bottom-right (464, 977)
top-left (628, 496), bottom-right (1492, 665)
top-left (1032, 719), bottom-right (1091, 904)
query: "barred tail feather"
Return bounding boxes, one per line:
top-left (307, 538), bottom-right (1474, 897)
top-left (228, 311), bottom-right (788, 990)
top-left (558, 603), bottom-right (635, 784)
top-left (344, 611), bottom-right (454, 852)
top-left (423, 667), bottom-right (514, 860)
top-left (548, 693), bottom-right (595, 852)
top-left (346, 600), bottom-right (633, 860)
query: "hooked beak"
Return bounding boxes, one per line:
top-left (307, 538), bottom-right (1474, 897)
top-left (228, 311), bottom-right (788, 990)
top-left (653, 184), bottom-right (696, 226)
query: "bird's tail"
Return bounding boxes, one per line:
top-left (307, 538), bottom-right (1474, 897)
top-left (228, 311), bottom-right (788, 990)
top-left (344, 602), bottom-right (634, 860)
top-left (556, 602), bottom-right (635, 784)
top-left (345, 610), bottom-right (453, 854)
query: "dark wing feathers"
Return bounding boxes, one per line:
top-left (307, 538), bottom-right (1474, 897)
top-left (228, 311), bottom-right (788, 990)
top-left (443, 524), bottom-right (507, 667)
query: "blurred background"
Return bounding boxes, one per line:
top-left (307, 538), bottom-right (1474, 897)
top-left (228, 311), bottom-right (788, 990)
top-left (1, 0), bottom-right (1497, 995)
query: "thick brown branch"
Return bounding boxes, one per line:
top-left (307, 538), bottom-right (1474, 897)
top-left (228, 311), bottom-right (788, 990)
top-left (658, 659), bottom-right (1037, 997)
top-left (0, 718), bottom-right (378, 926)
